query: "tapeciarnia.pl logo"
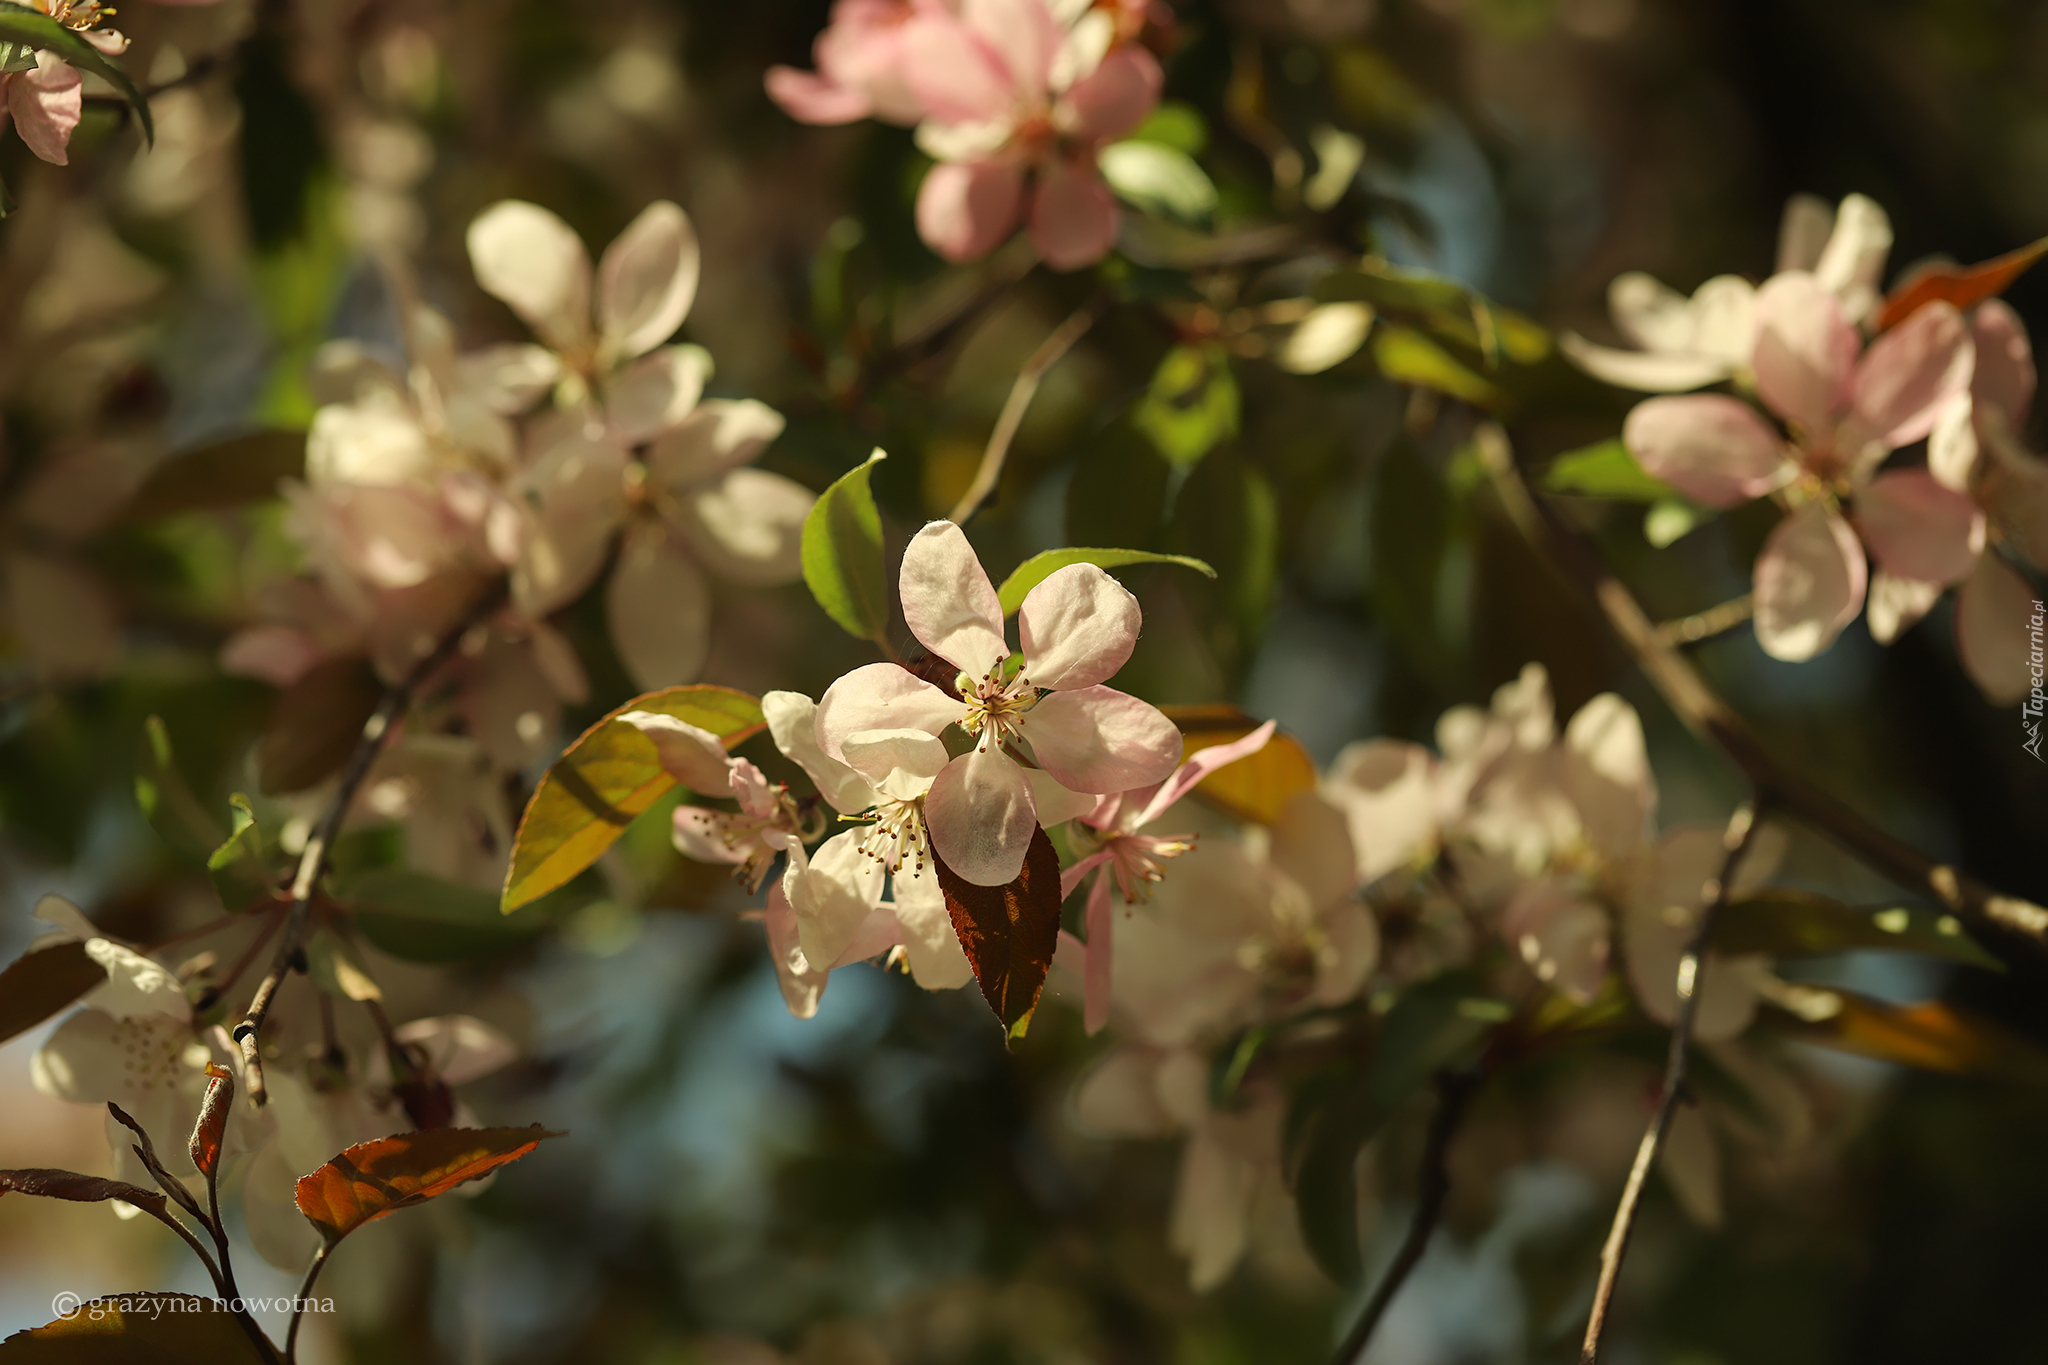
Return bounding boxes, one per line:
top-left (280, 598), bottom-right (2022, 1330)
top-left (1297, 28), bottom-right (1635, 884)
top-left (2025, 599), bottom-right (2045, 762)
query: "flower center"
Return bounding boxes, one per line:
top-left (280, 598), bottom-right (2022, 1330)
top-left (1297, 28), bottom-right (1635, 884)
top-left (855, 796), bottom-right (929, 877)
top-left (959, 664), bottom-right (1038, 752)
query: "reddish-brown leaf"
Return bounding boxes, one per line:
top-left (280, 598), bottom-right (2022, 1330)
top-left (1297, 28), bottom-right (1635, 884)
top-left (0, 941), bottom-right (105, 1046)
top-left (187, 1064), bottom-right (234, 1177)
top-left (930, 826), bottom-right (1064, 1038)
top-left (0, 1292), bottom-right (277, 1362)
top-left (1159, 704), bottom-right (1318, 825)
top-left (293, 1124), bottom-right (562, 1244)
top-left (0, 1168), bottom-right (167, 1213)
top-left (1876, 236), bottom-right (2048, 332)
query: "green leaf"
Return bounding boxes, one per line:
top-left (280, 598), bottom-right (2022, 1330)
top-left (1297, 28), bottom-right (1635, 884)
top-left (1713, 891), bottom-right (2003, 971)
top-left (1644, 497), bottom-right (1707, 547)
top-left (0, 11), bottom-right (153, 145)
top-left (117, 430), bottom-right (306, 524)
top-left (994, 548), bottom-right (1215, 616)
top-left (1099, 140), bottom-right (1218, 222)
top-left (503, 685), bottom-right (766, 912)
top-left (800, 449), bottom-right (890, 643)
top-left (305, 927), bottom-right (381, 1001)
top-left (0, 1293), bottom-right (275, 1362)
top-left (1290, 980), bottom-right (1496, 1284)
top-left (1543, 439), bottom-right (1677, 502)
top-left (207, 795), bottom-right (274, 914)
top-left (136, 716), bottom-right (226, 862)
top-left (1126, 99), bottom-right (1207, 155)
top-left (1168, 450), bottom-right (1277, 658)
top-left (1135, 343), bottom-right (1239, 470)
top-left (0, 942), bottom-right (105, 1046)
top-left (340, 867), bottom-right (546, 962)
top-left (1371, 325), bottom-right (1507, 409)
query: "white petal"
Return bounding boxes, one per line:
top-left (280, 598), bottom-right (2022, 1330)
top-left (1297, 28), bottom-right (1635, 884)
top-left (840, 727), bottom-right (951, 798)
top-left (1021, 686), bottom-right (1182, 795)
top-left (1927, 392), bottom-right (1980, 491)
top-left (390, 1014), bottom-right (517, 1085)
top-left (1752, 502), bottom-right (1868, 662)
top-left (1017, 563), bottom-right (1141, 690)
top-left (605, 345), bottom-right (709, 444)
top-left (1267, 791), bottom-right (1357, 914)
top-left (511, 417), bottom-right (630, 615)
top-left (455, 343), bottom-right (561, 414)
top-left (1560, 334), bottom-right (1738, 393)
top-left (924, 746), bottom-right (1036, 886)
top-left (1689, 275), bottom-right (1761, 365)
top-left (1866, 572), bottom-right (1943, 645)
top-left (760, 881), bottom-right (829, 1020)
top-left (596, 200), bottom-right (700, 361)
top-left (465, 200), bottom-right (593, 352)
top-left (673, 468), bottom-right (813, 587)
top-left (1501, 879), bottom-right (1609, 1005)
top-left (606, 523), bottom-right (713, 690)
top-left (81, 939), bottom-right (191, 1021)
top-left (1561, 693), bottom-right (1655, 863)
top-left (1775, 192), bottom-right (1834, 274)
top-left (1022, 767), bottom-right (1097, 828)
top-left (1608, 271), bottom-right (1694, 353)
top-left (1071, 1046), bottom-right (1176, 1137)
top-left (243, 1140), bottom-right (324, 1269)
top-left (785, 829), bottom-right (887, 967)
top-left (1276, 302), bottom-right (1372, 375)
top-left (1811, 193), bottom-right (1893, 319)
top-left (619, 710), bottom-right (732, 791)
top-left (1169, 1120), bottom-right (1256, 1292)
top-left (1324, 739), bottom-right (1443, 884)
top-left (1660, 1102), bottom-right (1723, 1228)
top-left (890, 870), bottom-right (972, 990)
top-left (763, 690), bottom-right (877, 814)
top-left (815, 662), bottom-right (965, 763)
top-left (646, 398), bottom-right (786, 491)
top-left (899, 520), bottom-right (1008, 677)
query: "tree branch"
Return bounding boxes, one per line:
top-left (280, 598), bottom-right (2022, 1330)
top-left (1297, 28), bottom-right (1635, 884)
top-left (948, 300), bottom-right (1103, 526)
top-left (285, 1241), bottom-right (332, 1364)
top-left (232, 582), bottom-right (506, 1104)
top-left (1579, 800), bottom-right (1761, 1363)
top-left (1474, 426), bottom-right (2048, 952)
top-left (1328, 1069), bottom-right (1480, 1365)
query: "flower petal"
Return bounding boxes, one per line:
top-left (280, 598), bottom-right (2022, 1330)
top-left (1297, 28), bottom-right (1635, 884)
top-left (760, 880), bottom-right (830, 1019)
top-left (1752, 271), bottom-right (1859, 433)
top-left (1501, 879), bottom-right (1610, 1005)
top-left (763, 690), bottom-right (877, 814)
top-left (1851, 300), bottom-right (1974, 449)
top-left (1854, 468), bottom-right (1984, 586)
top-left (840, 727), bottom-right (951, 798)
top-left (671, 468), bottom-right (813, 587)
top-left (816, 662), bottom-right (965, 762)
top-left (1561, 692), bottom-right (1656, 864)
top-left (1017, 562), bottom-right (1140, 689)
top-left (1135, 721), bottom-right (1276, 829)
top-left (606, 345), bottom-right (709, 445)
top-left (465, 201), bottom-right (593, 352)
top-left (605, 522), bottom-right (713, 690)
top-left (1971, 298), bottom-right (2035, 427)
top-left (900, 11), bottom-right (1019, 123)
top-left (1323, 738), bottom-right (1441, 884)
top-left (510, 416), bottom-right (630, 615)
top-left (8, 55), bottom-right (82, 166)
top-left (596, 200), bottom-right (700, 361)
top-left (619, 710), bottom-right (732, 791)
top-left (1624, 831), bottom-right (1765, 1041)
top-left (1082, 871), bottom-right (1114, 1034)
top-left (924, 746), bottom-right (1036, 886)
top-left (899, 520), bottom-right (1008, 676)
top-left (784, 829), bottom-right (888, 967)
top-left (1608, 271), bottom-right (1695, 352)
top-left (1956, 552), bottom-right (2039, 704)
top-left (1060, 44), bottom-right (1161, 143)
top-left (645, 399), bottom-right (785, 495)
top-left (1029, 155), bottom-right (1120, 272)
top-left (890, 870), bottom-right (973, 991)
top-left (1811, 193), bottom-right (1892, 321)
top-left (1558, 335), bottom-right (1737, 393)
top-left (1927, 392), bottom-right (1979, 491)
top-left (1690, 275), bottom-right (1761, 365)
top-left (1023, 766), bottom-right (1098, 828)
top-left (915, 157), bottom-right (1025, 263)
top-left (1023, 685), bottom-right (1182, 795)
top-left (765, 65), bottom-right (874, 124)
top-left (1623, 394), bottom-right (1789, 509)
top-left (1866, 571), bottom-right (1943, 645)
top-left (1752, 502), bottom-right (1867, 661)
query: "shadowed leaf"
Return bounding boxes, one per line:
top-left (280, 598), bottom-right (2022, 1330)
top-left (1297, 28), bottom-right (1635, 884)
top-left (0, 942), bottom-right (105, 1046)
top-left (1713, 891), bottom-right (2003, 970)
top-left (801, 449), bottom-right (889, 643)
top-left (118, 431), bottom-right (305, 523)
top-left (294, 1124), bottom-right (562, 1245)
top-left (1877, 237), bottom-right (2048, 332)
top-left (995, 548), bottom-right (1215, 616)
top-left (1160, 705), bottom-right (1317, 824)
top-left (0, 1169), bottom-right (166, 1212)
top-left (931, 826), bottom-right (1063, 1037)
top-left (341, 867), bottom-right (546, 961)
top-left (258, 658), bottom-right (381, 795)
top-left (503, 686), bottom-right (765, 911)
top-left (0, 1293), bottom-right (275, 1362)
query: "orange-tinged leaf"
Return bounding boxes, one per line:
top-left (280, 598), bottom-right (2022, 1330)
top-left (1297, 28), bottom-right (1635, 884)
top-left (1877, 236), bottom-right (2048, 332)
top-left (294, 1124), bottom-right (562, 1245)
top-left (0, 1292), bottom-right (276, 1362)
top-left (502, 685), bottom-right (765, 911)
top-left (931, 826), bottom-right (1063, 1037)
top-left (1766, 988), bottom-right (2048, 1079)
top-left (0, 941), bottom-right (104, 1046)
top-left (1160, 704), bottom-right (1318, 824)
top-left (187, 1064), bottom-right (233, 1177)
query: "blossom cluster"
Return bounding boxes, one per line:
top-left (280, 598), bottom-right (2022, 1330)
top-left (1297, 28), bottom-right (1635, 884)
top-left (1565, 194), bottom-right (2048, 698)
top-left (766, 0), bottom-right (1169, 269)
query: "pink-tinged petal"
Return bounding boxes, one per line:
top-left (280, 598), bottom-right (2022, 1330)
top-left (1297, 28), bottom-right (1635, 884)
top-left (1851, 299), bottom-right (1974, 448)
top-left (1558, 334), bottom-right (1737, 394)
top-left (1854, 469), bottom-right (1985, 586)
top-left (915, 158), bottom-right (1025, 264)
top-left (924, 745), bottom-right (1037, 885)
top-left (1775, 192), bottom-right (1834, 275)
top-left (465, 201), bottom-right (593, 353)
top-left (763, 690), bottom-right (877, 815)
top-left (828, 904), bottom-right (904, 968)
top-left (1135, 721), bottom-right (1277, 829)
top-left (510, 415), bottom-right (630, 614)
top-left (596, 201), bottom-right (699, 361)
top-left (1029, 156), bottom-right (1119, 272)
top-left (1060, 848), bottom-right (1115, 901)
top-left (606, 345), bottom-right (709, 444)
top-left (605, 523), bottom-right (712, 690)
top-left (671, 467), bottom-right (813, 588)
top-left (671, 805), bottom-right (749, 865)
top-left (1323, 738), bottom-right (1441, 884)
top-left (760, 879), bottom-right (829, 1019)
top-left (9, 55), bottom-right (82, 166)
top-left (1023, 685), bottom-right (1182, 794)
top-left (1023, 766), bottom-right (1097, 827)
top-left (765, 66), bottom-right (874, 125)
top-left (961, 0), bottom-right (1060, 98)
top-left (1060, 45), bottom-right (1161, 143)
top-left (891, 870), bottom-right (972, 989)
top-left (219, 624), bottom-right (324, 687)
top-left (1017, 562), bottom-right (1140, 689)
top-left (815, 661), bottom-right (965, 762)
top-left (1752, 502), bottom-right (1868, 662)
top-left (1623, 394), bottom-right (1789, 510)
top-left (840, 727), bottom-right (950, 798)
top-left (1971, 299), bottom-right (2035, 428)
top-left (1269, 791), bottom-right (1358, 913)
top-left (1866, 572), bottom-right (1943, 645)
top-left (1956, 553), bottom-right (2039, 704)
top-left (1170, 1119), bottom-right (1258, 1293)
top-left (620, 711), bottom-right (733, 792)
top-left (647, 397), bottom-right (786, 492)
top-left (900, 13), bottom-right (1018, 123)
top-left (899, 520), bottom-right (1008, 675)
top-left (1752, 271), bottom-right (1859, 432)
top-left (785, 829), bottom-right (889, 966)
top-left (1083, 871), bottom-right (1114, 1034)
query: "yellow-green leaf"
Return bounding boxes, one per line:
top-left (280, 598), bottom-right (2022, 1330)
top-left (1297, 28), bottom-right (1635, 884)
top-left (801, 449), bottom-right (890, 643)
top-left (995, 548), bottom-right (1215, 616)
top-left (1371, 324), bottom-right (1507, 409)
top-left (502, 685), bottom-right (765, 912)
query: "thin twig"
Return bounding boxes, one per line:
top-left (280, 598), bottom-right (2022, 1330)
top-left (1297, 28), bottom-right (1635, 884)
top-left (232, 583), bottom-right (506, 1104)
top-left (948, 300), bottom-right (1104, 526)
top-left (1578, 801), bottom-right (1760, 1363)
top-left (285, 1242), bottom-right (332, 1364)
top-left (1328, 1069), bottom-right (1481, 1365)
top-left (1473, 425), bottom-right (2048, 952)
top-left (1654, 594), bottom-right (1754, 647)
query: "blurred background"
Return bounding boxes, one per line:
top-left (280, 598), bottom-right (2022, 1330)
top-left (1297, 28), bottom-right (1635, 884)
top-left (2, 0), bottom-right (2047, 1361)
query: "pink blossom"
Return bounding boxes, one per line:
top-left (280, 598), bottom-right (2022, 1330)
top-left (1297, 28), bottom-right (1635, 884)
top-left (902, 0), bottom-right (1162, 269)
top-left (815, 521), bottom-right (1180, 886)
top-left (765, 0), bottom-right (945, 126)
top-left (1, 52), bottom-right (83, 166)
